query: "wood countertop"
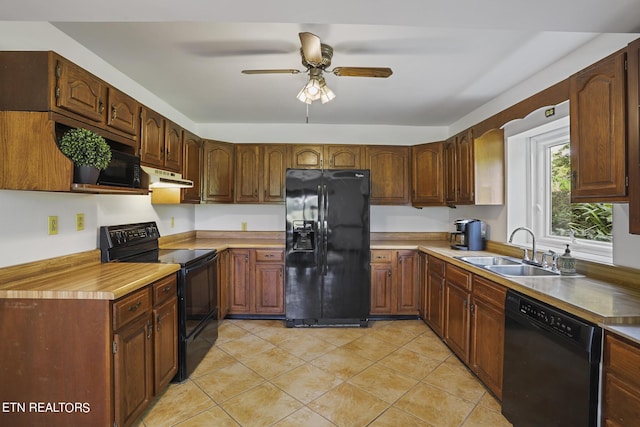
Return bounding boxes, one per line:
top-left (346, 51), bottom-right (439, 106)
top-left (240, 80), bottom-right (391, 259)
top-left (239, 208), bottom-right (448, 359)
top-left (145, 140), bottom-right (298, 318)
top-left (0, 251), bottom-right (180, 300)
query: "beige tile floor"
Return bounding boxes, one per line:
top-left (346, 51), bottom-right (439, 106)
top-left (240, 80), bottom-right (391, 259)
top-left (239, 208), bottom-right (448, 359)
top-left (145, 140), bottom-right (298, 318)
top-left (137, 319), bottom-right (513, 427)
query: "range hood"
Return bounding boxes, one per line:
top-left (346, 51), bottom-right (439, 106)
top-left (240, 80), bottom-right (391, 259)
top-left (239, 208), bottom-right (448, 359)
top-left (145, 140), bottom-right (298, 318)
top-left (141, 166), bottom-right (193, 188)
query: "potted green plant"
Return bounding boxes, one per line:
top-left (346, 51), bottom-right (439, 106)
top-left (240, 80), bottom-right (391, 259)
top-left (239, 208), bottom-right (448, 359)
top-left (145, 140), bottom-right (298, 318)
top-left (59, 128), bottom-right (112, 184)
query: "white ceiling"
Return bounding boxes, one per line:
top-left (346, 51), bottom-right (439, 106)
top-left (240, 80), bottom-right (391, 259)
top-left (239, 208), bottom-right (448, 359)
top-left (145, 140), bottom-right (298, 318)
top-left (3, 0), bottom-right (640, 126)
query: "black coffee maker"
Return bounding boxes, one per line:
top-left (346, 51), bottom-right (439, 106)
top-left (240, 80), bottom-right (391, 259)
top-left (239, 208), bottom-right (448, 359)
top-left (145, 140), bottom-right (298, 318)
top-left (450, 219), bottom-right (485, 250)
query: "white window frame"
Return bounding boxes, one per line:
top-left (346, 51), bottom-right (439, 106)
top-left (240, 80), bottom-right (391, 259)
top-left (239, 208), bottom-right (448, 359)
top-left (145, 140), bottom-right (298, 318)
top-left (527, 120), bottom-right (613, 262)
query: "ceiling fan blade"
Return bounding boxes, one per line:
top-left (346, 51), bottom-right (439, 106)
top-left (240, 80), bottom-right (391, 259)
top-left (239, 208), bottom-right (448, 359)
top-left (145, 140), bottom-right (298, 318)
top-left (299, 32), bottom-right (323, 66)
top-left (241, 69), bottom-right (301, 74)
top-left (332, 67), bottom-right (393, 78)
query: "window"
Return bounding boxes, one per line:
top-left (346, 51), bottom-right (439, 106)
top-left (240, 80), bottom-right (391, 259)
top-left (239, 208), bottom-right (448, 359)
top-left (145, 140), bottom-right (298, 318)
top-left (507, 111), bottom-right (612, 262)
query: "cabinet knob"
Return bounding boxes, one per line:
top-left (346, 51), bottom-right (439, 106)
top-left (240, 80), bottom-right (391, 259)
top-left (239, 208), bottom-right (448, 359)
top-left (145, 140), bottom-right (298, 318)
top-left (128, 301), bottom-right (142, 312)
top-left (111, 104), bottom-right (117, 120)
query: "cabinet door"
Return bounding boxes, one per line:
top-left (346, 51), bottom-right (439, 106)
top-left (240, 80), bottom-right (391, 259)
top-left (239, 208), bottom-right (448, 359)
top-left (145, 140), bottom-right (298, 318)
top-left (412, 142), bottom-right (445, 206)
top-left (325, 145), bottom-right (363, 169)
top-left (444, 138), bottom-right (457, 204)
top-left (235, 144), bottom-right (260, 203)
top-left (254, 263), bottom-right (284, 314)
top-left (456, 130), bottom-right (475, 204)
top-left (107, 87), bottom-right (139, 137)
top-left (113, 315), bottom-right (153, 427)
top-left (140, 107), bottom-right (165, 168)
top-left (54, 57), bottom-right (105, 123)
top-left (291, 145), bottom-right (324, 169)
top-left (396, 250), bottom-right (419, 315)
top-left (418, 252), bottom-right (428, 319)
top-left (202, 140), bottom-right (234, 202)
top-left (182, 131), bottom-right (202, 203)
top-left (444, 281), bottom-right (471, 363)
top-left (217, 249), bottom-right (230, 319)
top-left (228, 249), bottom-right (252, 313)
top-left (570, 50), bottom-right (627, 202)
top-left (153, 297), bottom-right (178, 394)
top-left (629, 39), bottom-right (640, 234)
top-left (370, 262), bottom-right (393, 314)
top-left (365, 145), bottom-right (410, 205)
top-left (164, 120), bottom-right (183, 172)
top-left (262, 144), bottom-right (288, 203)
top-left (426, 269), bottom-right (445, 337)
top-left (470, 276), bottom-right (506, 400)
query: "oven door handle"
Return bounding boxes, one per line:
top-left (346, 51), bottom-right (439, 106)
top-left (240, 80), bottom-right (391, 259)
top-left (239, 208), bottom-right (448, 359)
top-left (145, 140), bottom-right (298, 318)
top-left (183, 253), bottom-right (218, 275)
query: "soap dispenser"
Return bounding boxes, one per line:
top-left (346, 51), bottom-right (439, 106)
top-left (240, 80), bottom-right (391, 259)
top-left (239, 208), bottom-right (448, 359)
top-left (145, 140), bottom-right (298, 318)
top-left (558, 244), bottom-right (576, 275)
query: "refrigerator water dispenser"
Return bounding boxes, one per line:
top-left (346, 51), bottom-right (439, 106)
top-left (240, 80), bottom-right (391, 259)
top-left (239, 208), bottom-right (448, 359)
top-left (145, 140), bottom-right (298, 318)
top-left (292, 220), bottom-right (315, 251)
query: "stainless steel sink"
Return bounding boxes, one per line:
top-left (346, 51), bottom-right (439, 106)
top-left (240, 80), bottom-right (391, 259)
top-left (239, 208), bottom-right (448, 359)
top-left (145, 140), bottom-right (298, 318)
top-left (455, 256), bottom-right (522, 267)
top-left (484, 264), bottom-right (560, 277)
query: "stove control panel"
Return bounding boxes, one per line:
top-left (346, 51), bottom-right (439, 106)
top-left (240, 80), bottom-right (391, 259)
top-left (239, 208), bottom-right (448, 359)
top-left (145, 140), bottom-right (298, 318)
top-left (99, 222), bottom-right (161, 262)
top-left (107, 224), bottom-right (159, 246)
top-left (518, 300), bottom-right (580, 340)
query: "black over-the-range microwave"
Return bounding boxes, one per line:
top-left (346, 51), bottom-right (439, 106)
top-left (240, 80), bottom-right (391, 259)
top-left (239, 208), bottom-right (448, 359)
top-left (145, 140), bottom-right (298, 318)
top-left (98, 150), bottom-right (142, 188)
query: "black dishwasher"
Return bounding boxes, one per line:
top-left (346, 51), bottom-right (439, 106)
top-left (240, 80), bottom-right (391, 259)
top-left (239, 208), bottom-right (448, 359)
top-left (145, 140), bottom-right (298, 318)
top-left (502, 290), bottom-right (602, 427)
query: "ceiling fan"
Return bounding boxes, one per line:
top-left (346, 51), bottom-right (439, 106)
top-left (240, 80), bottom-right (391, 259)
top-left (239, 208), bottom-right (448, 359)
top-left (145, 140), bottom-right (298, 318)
top-left (241, 32), bottom-right (393, 104)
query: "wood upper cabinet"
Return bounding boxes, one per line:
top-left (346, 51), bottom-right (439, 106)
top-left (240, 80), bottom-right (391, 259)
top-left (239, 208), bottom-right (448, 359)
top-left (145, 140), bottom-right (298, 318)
top-left (164, 120), bottom-right (183, 172)
top-left (202, 140), bottom-right (235, 203)
top-left (570, 49), bottom-right (627, 202)
top-left (106, 87), bottom-right (139, 137)
top-left (291, 144), bottom-right (324, 168)
top-left (140, 106), bottom-right (182, 173)
top-left (445, 130), bottom-right (474, 205)
top-left (470, 275), bottom-right (506, 400)
top-left (370, 250), bottom-right (418, 315)
top-left (424, 255), bottom-right (446, 337)
top-left (325, 145), bottom-right (364, 169)
top-left (602, 332), bottom-right (640, 426)
top-left (181, 131), bottom-right (202, 203)
top-left (0, 51), bottom-right (139, 141)
top-left (444, 263), bottom-right (472, 363)
top-left (290, 144), bottom-right (363, 169)
top-left (412, 142), bottom-right (445, 206)
top-left (54, 55), bottom-right (106, 123)
top-left (365, 145), bottom-right (411, 205)
top-left (627, 39), bottom-right (640, 233)
top-left (235, 144), bottom-right (288, 203)
top-left (235, 144), bottom-right (261, 203)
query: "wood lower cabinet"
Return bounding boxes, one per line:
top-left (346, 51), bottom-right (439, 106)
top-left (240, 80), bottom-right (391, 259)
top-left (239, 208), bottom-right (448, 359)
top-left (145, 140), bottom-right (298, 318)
top-left (469, 275), bottom-right (506, 399)
top-left (570, 49), bottom-right (627, 203)
top-left (602, 332), bottom-right (640, 426)
top-left (0, 274), bottom-right (178, 427)
top-left (202, 140), bottom-right (235, 203)
top-left (424, 255), bottom-right (446, 337)
top-left (444, 263), bottom-right (472, 363)
top-left (217, 249), bottom-right (230, 319)
top-left (370, 250), bottom-right (418, 316)
top-left (227, 248), bottom-right (285, 315)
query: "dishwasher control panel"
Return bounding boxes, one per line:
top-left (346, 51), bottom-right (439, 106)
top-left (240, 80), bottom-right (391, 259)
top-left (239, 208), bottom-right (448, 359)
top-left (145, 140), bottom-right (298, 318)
top-left (518, 300), bottom-right (580, 340)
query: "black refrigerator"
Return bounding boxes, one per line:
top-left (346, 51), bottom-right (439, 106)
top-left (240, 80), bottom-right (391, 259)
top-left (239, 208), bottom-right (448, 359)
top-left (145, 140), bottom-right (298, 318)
top-left (285, 168), bottom-right (371, 328)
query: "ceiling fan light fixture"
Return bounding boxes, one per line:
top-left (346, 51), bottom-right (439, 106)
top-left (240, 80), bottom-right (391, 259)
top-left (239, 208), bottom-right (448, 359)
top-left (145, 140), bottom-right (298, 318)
top-left (297, 76), bottom-right (335, 104)
top-left (319, 84), bottom-right (335, 104)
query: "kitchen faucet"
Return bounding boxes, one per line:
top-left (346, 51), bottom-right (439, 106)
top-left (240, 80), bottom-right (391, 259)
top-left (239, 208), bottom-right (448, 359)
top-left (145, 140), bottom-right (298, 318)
top-left (508, 226), bottom-right (538, 265)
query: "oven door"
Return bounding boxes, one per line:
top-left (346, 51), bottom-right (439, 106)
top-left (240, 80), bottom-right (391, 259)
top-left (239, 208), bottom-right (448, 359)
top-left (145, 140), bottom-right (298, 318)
top-left (183, 253), bottom-right (218, 338)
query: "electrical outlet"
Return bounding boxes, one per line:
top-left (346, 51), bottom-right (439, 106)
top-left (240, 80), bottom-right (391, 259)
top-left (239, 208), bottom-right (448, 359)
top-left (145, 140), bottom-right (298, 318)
top-left (241, 221), bottom-right (247, 231)
top-left (171, 217), bottom-right (175, 228)
top-left (48, 216), bottom-right (58, 235)
top-left (76, 213), bottom-right (85, 231)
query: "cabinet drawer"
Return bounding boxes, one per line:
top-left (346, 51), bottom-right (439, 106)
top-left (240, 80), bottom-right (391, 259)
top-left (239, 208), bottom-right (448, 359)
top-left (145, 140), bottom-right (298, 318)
top-left (446, 263), bottom-right (472, 291)
top-left (113, 287), bottom-right (152, 330)
top-left (371, 250), bottom-right (393, 263)
top-left (605, 333), bottom-right (640, 389)
top-left (472, 276), bottom-right (506, 308)
top-left (255, 249), bottom-right (284, 262)
top-left (153, 275), bottom-right (177, 305)
top-left (428, 255), bottom-right (445, 276)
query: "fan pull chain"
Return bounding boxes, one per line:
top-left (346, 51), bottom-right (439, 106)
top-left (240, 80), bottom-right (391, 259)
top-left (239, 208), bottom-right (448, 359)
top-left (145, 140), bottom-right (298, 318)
top-left (306, 103), bottom-right (309, 124)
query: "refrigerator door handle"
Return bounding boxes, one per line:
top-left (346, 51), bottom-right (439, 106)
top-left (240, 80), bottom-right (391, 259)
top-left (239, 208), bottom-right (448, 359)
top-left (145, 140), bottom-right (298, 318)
top-left (317, 184), bottom-right (325, 275)
top-left (322, 184), bottom-right (329, 276)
